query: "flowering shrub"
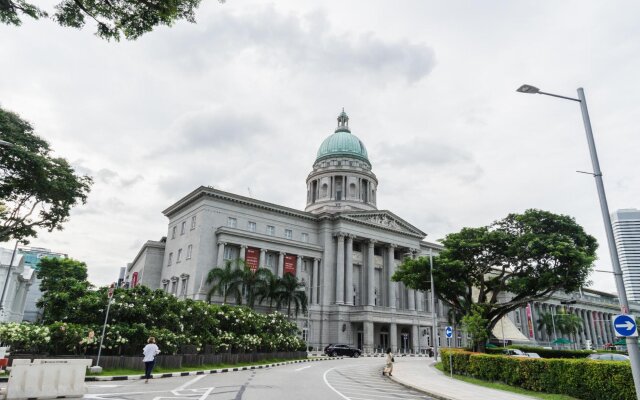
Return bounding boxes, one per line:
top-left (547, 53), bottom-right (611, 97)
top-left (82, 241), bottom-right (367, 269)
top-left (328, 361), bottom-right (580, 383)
top-left (0, 323), bottom-right (50, 353)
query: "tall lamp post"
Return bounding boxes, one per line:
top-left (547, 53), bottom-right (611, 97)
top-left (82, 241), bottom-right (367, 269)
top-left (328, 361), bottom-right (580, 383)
top-left (429, 248), bottom-right (438, 361)
top-left (517, 84), bottom-right (640, 398)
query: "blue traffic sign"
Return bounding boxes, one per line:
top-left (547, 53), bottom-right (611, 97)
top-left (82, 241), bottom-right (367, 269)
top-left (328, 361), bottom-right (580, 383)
top-left (445, 326), bottom-right (453, 338)
top-left (613, 314), bottom-right (638, 337)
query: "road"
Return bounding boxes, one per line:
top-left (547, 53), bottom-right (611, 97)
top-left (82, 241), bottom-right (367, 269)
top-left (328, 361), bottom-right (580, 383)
top-left (84, 358), bottom-right (433, 400)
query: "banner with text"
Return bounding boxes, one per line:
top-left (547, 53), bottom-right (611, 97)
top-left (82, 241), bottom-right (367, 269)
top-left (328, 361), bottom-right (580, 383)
top-left (284, 254), bottom-right (297, 276)
top-left (526, 303), bottom-right (535, 339)
top-left (246, 247), bottom-right (260, 272)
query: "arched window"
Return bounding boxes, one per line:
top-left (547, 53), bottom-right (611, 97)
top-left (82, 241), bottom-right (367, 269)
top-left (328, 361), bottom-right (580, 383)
top-left (321, 183), bottom-right (328, 197)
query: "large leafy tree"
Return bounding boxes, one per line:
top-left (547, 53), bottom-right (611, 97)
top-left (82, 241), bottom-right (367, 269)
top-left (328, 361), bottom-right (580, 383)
top-left (393, 209), bottom-right (597, 352)
top-left (37, 257), bottom-right (92, 323)
top-left (0, 107), bottom-right (92, 243)
top-left (0, 0), bottom-right (225, 41)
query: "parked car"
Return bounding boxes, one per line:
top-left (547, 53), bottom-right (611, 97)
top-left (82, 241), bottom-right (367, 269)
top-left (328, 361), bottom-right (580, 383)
top-left (586, 353), bottom-right (630, 361)
top-left (526, 352), bottom-right (541, 358)
top-left (324, 344), bottom-right (362, 358)
top-left (501, 349), bottom-right (528, 357)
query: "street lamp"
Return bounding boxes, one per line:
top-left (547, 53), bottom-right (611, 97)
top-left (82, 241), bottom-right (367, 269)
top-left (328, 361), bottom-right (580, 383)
top-left (429, 248), bottom-right (438, 361)
top-left (517, 84), bottom-right (640, 398)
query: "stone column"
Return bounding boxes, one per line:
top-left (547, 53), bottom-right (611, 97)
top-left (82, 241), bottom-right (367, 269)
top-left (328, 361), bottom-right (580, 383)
top-left (416, 291), bottom-right (424, 312)
top-left (278, 252), bottom-right (285, 277)
top-left (313, 258), bottom-right (320, 305)
top-left (296, 256), bottom-right (303, 278)
top-left (390, 323), bottom-right (397, 353)
top-left (605, 313), bottom-right (613, 343)
top-left (581, 309), bottom-right (591, 343)
top-left (259, 248), bottom-right (267, 269)
top-left (364, 321), bottom-right (374, 354)
top-left (412, 325), bottom-right (419, 353)
top-left (216, 241), bottom-right (226, 267)
top-left (240, 245), bottom-right (247, 262)
top-left (345, 235), bottom-right (354, 305)
top-left (407, 249), bottom-right (417, 311)
top-left (335, 233), bottom-right (345, 305)
top-left (367, 240), bottom-right (376, 306)
top-left (387, 244), bottom-right (396, 309)
top-left (588, 310), bottom-right (597, 347)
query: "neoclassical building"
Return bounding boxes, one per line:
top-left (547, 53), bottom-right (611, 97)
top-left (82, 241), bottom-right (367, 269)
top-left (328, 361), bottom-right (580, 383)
top-left (128, 111), bottom-right (640, 352)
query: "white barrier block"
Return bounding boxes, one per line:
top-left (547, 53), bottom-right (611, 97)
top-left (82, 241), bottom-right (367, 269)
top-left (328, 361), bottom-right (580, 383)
top-left (6, 358), bottom-right (92, 399)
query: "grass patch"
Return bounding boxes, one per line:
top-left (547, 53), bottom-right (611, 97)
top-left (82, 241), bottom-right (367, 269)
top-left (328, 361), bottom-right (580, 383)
top-left (435, 362), bottom-right (577, 400)
top-left (87, 357), bottom-right (307, 376)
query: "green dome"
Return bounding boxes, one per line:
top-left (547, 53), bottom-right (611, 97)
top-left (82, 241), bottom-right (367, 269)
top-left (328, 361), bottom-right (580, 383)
top-left (315, 110), bottom-right (369, 163)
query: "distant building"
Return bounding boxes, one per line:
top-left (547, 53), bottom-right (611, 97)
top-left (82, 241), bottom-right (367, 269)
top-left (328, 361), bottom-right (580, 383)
top-left (0, 247), bottom-right (36, 322)
top-left (612, 209), bottom-right (640, 302)
top-left (18, 247), bottom-right (67, 322)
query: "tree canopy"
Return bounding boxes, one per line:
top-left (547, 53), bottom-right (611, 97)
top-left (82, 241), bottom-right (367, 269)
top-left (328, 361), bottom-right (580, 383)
top-left (0, 107), bottom-right (92, 243)
top-left (0, 0), bottom-right (226, 41)
top-left (393, 209), bottom-right (597, 350)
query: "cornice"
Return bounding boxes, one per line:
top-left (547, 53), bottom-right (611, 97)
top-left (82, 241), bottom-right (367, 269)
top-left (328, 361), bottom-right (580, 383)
top-left (216, 227), bottom-right (324, 252)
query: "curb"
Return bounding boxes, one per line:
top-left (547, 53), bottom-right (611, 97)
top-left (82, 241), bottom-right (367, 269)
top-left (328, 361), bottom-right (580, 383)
top-left (84, 356), bottom-right (340, 382)
top-left (388, 361), bottom-right (456, 400)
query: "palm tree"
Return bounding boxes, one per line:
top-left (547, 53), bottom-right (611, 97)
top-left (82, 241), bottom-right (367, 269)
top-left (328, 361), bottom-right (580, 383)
top-left (277, 273), bottom-right (308, 319)
top-left (257, 273), bottom-right (283, 311)
top-left (557, 312), bottom-right (583, 336)
top-left (205, 259), bottom-right (244, 304)
top-left (537, 312), bottom-right (555, 337)
top-left (236, 266), bottom-right (273, 309)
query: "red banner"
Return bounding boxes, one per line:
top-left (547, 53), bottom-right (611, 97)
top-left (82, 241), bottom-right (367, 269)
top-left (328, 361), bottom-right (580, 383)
top-left (284, 254), bottom-right (297, 276)
top-left (245, 247), bottom-right (260, 272)
top-left (526, 303), bottom-right (534, 339)
top-left (131, 272), bottom-right (139, 288)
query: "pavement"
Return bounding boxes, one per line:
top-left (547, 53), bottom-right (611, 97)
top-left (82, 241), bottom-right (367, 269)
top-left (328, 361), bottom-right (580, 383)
top-left (390, 358), bottom-right (538, 400)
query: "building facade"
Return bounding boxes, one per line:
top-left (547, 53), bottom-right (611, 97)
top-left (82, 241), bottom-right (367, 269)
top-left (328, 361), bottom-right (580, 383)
top-left (19, 246), bottom-right (67, 322)
top-left (0, 247), bottom-right (36, 323)
top-left (612, 209), bottom-right (640, 302)
top-left (129, 111), bottom-right (639, 352)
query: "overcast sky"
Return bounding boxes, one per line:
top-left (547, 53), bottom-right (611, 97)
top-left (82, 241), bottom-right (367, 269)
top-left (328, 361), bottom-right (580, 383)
top-left (1, 1), bottom-right (639, 295)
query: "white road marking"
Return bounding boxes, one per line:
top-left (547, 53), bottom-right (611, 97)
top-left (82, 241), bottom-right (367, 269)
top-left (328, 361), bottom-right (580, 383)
top-left (86, 384), bottom-right (126, 388)
top-left (323, 367), bottom-right (350, 400)
top-left (295, 365), bottom-right (312, 371)
top-left (172, 375), bottom-right (206, 393)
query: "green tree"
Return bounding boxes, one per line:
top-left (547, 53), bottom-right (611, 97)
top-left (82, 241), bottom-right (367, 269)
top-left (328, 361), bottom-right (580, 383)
top-left (537, 312), bottom-right (556, 338)
top-left (236, 266), bottom-right (272, 309)
top-left (36, 257), bottom-right (92, 323)
top-left (393, 209), bottom-right (597, 352)
top-left (0, 107), bottom-right (92, 243)
top-left (0, 0), bottom-right (226, 41)
top-left (205, 259), bottom-right (243, 304)
top-left (462, 305), bottom-right (490, 352)
top-left (276, 273), bottom-right (307, 319)
top-left (556, 311), bottom-right (582, 336)
top-left (257, 273), bottom-right (283, 311)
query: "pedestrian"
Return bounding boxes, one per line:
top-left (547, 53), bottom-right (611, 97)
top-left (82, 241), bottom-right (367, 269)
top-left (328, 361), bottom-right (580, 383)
top-left (383, 347), bottom-right (394, 376)
top-left (143, 336), bottom-right (160, 383)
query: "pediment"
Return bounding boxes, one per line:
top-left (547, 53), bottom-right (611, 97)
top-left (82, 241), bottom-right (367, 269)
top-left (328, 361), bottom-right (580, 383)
top-left (341, 210), bottom-right (426, 237)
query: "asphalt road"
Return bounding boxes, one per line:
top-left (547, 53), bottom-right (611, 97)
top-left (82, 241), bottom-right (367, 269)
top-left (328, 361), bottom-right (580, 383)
top-left (83, 358), bottom-right (433, 400)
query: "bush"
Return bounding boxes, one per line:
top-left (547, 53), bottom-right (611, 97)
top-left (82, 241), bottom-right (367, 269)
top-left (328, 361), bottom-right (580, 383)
top-left (441, 349), bottom-right (635, 400)
top-left (486, 345), bottom-right (595, 359)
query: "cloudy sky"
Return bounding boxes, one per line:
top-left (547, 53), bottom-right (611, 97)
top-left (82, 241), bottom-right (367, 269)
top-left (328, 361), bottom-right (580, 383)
top-left (1, 1), bottom-right (639, 294)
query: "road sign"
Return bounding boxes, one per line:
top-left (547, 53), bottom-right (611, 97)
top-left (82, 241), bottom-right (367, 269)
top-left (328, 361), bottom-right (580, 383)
top-left (107, 283), bottom-right (115, 299)
top-left (613, 314), bottom-right (638, 337)
top-left (445, 326), bottom-right (453, 338)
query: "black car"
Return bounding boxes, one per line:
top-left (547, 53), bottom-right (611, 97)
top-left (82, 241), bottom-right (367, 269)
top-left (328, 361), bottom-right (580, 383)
top-left (324, 344), bottom-right (361, 358)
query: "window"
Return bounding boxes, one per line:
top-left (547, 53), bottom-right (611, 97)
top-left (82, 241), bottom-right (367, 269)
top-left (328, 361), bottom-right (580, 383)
top-left (302, 328), bottom-right (308, 342)
top-left (248, 221), bottom-right (256, 232)
top-left (284, 229), bottom-right (292, 239)
top-left (224, 246), bottom-right (237, 261)
top-left (171, 226), bottom-right (176, 239)
top-left (374, 247), bottom-right (382, 256)
top-left (266, 225), bottom-right (275, 236)
top-left (171, 280), bottom-right (178, 295)
top-left (181, 221), bottom-right (186, 235)
top-left (515, 309), bottom-right (521, 324)
top-left (353, 243), bottom-right (362, 252)
top-left (180, 278), bottom-right (188, 297)
top-left (186, 244), bottom-right (192, 259)
top-left (191, 215), bottom-right (196, 230)
top-left (301, 233), bottom-right (309, 243)
top-left (162, 281), bottom-right (169, 292)
top-left (168, 252), bottom-right (173, 266)
top-left (227, 217), bottom-right (237, 228)
top-left (176, 248), bottom-right (182, 263)
top-left (266, 253), bottom-right (275, 268)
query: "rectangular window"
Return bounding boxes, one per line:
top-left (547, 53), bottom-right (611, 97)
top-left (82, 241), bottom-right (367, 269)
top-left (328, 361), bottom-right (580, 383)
top-left (186, 244), bottom-right (192, 259)
top-left (177, 248), bottom-right (182, 263)
top-left (162, 282), bottom-right (169, 292)
top-left (227, 217), bottom-right (237, 228)
top-left (168, 252), bottom-right (173, 266)
top-left (353, 243), bottom-right (362, 252)
top-left (248, 221), bottom-right (256, 232)
top-left (171, 281), bottom-right (178, 295)
top-left (266, 225), bottom-right (275, 236)
top-left (191, 215), bottom-right (196, 230)
top-left (180, 279), bottom-right (188, 297)
top-left (515, 310), bottom-right (521, 324)
top-left (374, 247), bottom-right (382, 256)
top-left (302, 328), bottom-right (308, 342)
top-left (181, 221), bottom-right (186, 235)
top-left (224, 246), bottom-right (237, 261)
top-left (284, 229), bottom-right (292, 239)
top-left (301, 233), bottom-right (309, 243)
top-left (171, 226), bottom-right (176, 239)
top-left (266, 253), bottom-right (275, 268)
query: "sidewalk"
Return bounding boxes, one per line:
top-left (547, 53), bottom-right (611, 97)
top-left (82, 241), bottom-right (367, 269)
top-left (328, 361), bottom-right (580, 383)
top-left (390, 358), bottom-right (537, 400)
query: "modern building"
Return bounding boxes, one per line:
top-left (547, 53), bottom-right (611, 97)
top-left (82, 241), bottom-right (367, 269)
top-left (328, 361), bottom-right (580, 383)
top-left (0, 247), bottom-right (36, 323)
top-left (18, 246), bottom-right (67, 322)
top-left (128, 111), bottom-right (640, 352)
top-left (612, 209), bottom-right (640, 302)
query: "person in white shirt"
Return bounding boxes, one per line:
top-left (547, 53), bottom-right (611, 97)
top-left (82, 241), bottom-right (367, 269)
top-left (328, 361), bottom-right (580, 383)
top-left (142, 337), bottom-right (160, 383)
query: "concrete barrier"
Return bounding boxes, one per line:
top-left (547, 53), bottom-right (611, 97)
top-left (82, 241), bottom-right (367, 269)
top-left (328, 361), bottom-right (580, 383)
top-left (5, 358), bottom-right (92, 399)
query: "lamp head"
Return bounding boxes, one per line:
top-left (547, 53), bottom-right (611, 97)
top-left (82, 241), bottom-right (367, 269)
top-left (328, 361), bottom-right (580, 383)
top-left (516, 84), bottom-right (540, 94)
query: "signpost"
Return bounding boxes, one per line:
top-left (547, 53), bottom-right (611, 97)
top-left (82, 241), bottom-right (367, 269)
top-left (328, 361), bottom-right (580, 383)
top-left (613, 314), bottom-right (638, 338)
top-left (445, 326), bottom-right (453, 377)
top-left (91, 283), bottom-right (115, 373)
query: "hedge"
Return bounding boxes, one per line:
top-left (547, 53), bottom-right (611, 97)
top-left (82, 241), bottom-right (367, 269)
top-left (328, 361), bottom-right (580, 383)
top-left (441, 349), bottom-right (635, 400)
top-left (486, 345), bottom-right (626, 359)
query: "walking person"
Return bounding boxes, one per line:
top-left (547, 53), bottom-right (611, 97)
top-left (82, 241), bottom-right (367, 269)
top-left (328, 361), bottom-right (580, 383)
top-left (143, 337), bottom-right (160, 383)
top-left (383, 347), bottom-right (394, 376)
